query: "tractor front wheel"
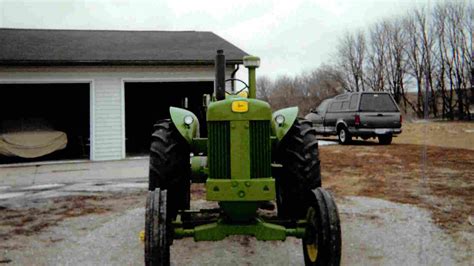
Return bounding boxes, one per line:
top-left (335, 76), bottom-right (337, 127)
top-left (145, 189), bottom-right (171, 266)
top-left (275, 118), bottom-right (321, 219)
top-left (303, 188), bottom-right (341, 266)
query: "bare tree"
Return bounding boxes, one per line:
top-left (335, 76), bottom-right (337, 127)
top-left (433, 1), bottom-right (472, 120)
top-left (384, 19), bottom-right (408, 107)
top-left (433, 2), bottom-right (454, 119)
top-left (256, 76), bottom-right (273, 103)
top-left (366, 21), bottom-right (388, 92)
top-left (337, 31), bottom-right (367, 92)
top-left (404, 13), bottom-right (426, 117)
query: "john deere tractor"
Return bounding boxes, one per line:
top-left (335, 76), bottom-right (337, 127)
top-left (145, 50), bottom-right (341, 266)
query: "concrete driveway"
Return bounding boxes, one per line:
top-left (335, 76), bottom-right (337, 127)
top-left (0, 158), bottom-right (148, 187)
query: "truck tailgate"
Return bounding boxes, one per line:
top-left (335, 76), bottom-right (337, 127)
top-left (359, 112), bottom-right (401, 128)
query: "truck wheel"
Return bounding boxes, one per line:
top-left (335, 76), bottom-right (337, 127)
top-left (303, 188), bottom-right (341, 266)
top-left (378, 134), bottom-right (392, 145)
top-left (337, 126), bottom-right (351, 145)
top-left (275, 118), bottom-right (321, 219)
top-left (145, 189), bottom-right (171, 266)
top-left (149, 119), bottom-right (191, 219)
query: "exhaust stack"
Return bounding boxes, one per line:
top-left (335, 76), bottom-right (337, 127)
top-left (215, 50), bottom-right (226, 100)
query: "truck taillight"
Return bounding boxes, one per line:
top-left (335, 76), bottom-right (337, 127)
top-left (355, 115), bottom-right (361, 126)
top-left (400, 115), bottom-right (403, 124)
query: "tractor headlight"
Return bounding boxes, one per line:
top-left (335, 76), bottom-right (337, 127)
top-left (184, 115), bottom-right (194, 125)
top-left (275, 115), bottom-right (285, 126)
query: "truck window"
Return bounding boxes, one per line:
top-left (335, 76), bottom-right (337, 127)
top-left (349, 94), bottom-right (358, 109)
top-left (359, 93), bottom-right (398, 112)
top-left (328, 102), bottom-right (341, 112)
top-left (316, 99), bottom-right (330, 114)
top-left (341, 101), bottom-right (349, 110)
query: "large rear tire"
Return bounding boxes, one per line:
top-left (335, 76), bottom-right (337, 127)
top-left (145, 189), bottom-right (171, 266)
top-left (303, 188), bottom-right (341, 266)
top-left (274, 118), bottom-right (321, 219)
top-left (149, 120), bottom-right (190, 219)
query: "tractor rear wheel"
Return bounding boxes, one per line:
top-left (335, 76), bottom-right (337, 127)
top-left (145, 189), bottom-right (171, 266)
top-left (275, 118), bottom-right (321, 219)
top-left (149, 120), bottom-right (190, 219)
top-left (303, 188), bottom-right (341, 266)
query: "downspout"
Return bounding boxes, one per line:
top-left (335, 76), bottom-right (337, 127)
top-left (230, 64), bottom-right (239, 93)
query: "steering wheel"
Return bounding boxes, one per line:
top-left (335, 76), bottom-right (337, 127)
top-left (225, 78), bottom-right (249, 95)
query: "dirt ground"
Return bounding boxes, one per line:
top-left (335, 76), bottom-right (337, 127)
top-left (394, 120), bottom-right (474, 150)
top-left (320, 121), bottom-right (474, 263)
top-left (0, 121), bottom-right (473, 264)
top-left (321, 121), bottom-right (474, 231)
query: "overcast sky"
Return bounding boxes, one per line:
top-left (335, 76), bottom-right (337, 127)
top-left (0, 0), bottom-right (432, 79)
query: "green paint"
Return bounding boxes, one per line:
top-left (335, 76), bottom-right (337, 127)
top-left (243, 55), bottom-right (259, 98)
top-left (249, 121), bottom-right (272, 178)
top-left (230, 120), bottom-right (250, 180)
top-left (206, 178), bottom-right (275, 201)
top-left (193, 218), bottom-right (287, 241)
top-left (248, 67), bottom-right (257, 99)
top-left (173, 218), bottom-right (307, 241)
top-left (207, 98), bottom-right (271, 121)
top-left (271, 106), bottom-right (299, 140)
top-left (165, 54), bottom-right (318, 244)
top-left (190, 156), bottom-right (208, 183)
top-left (169, 107), bottom-right (199, 143)
top-left (207, 122), bottom-right (231, 179)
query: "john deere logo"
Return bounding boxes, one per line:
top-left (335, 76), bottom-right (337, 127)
top-left (231, 100), bottom-right (249, 113)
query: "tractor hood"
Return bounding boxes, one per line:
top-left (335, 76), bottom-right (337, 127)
top-left (207, 97), bottom-right (271, 121)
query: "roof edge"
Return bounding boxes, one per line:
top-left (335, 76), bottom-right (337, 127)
top-left (0, 59), bottom-right (244, 67)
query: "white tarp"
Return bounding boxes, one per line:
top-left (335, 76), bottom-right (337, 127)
top-left (0, 131), bottom-right (67, 158)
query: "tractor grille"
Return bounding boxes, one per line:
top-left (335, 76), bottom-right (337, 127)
top-left (208, 121), bottom-right (230, 179)
top-left (250, 121), bottom-right (271, 178)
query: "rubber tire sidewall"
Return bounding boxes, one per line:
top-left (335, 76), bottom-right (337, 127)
top-left (145, 189), bottom-right (171, 266)
top-left (337, 126), bottom-right (351, 145)
top-left (274, 118), bottom-right (322, 219)
top-left (303, 188), bottom-right (342, 266)
top-left (149, 120), bottom-right (191, 218)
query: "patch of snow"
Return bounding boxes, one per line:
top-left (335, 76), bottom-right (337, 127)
top-left (106, 183), bottom-right (147, 189)
top-left (318, 140), bottom-right (338, 146)
top-left (0, 192), bottom-right (26, 200)
top-left (19, 183), bottom-right (65, 191)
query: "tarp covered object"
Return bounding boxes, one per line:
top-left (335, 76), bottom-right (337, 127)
top-left (0, 131), bottom-right (67, 158)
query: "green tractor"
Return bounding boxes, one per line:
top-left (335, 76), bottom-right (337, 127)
top-left (145, 50), bottom-right (341, 266)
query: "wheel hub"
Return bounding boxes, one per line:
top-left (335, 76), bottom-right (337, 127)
top-left (339, 130), bottom-right (345, 142)
top-left (306, 243), bottom-right (319, 262)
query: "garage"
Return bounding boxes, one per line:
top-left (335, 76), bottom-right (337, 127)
top-left (0, 83), bottom-right (90, 164)
top-left (0, 28), bottom-right (247, 162)
top-left (124, 81), bottom-right (213, 156)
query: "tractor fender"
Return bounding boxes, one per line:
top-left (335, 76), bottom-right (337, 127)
top-left (169, 107), bottom-right (199, 144)
top-left (271, 106), bottom-right (299, 140)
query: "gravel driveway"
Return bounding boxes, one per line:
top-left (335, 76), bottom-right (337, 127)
top-left (2, 194), bottom-right (470, 266)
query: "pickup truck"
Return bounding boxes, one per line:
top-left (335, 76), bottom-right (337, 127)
top-left (305, 92), bottom-right (402, 144)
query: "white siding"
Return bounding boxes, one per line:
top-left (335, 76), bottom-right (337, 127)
top-left (0, 65), bottom-right (232, 161)
top-left (93, 77), bottom-right (123, 160)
